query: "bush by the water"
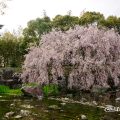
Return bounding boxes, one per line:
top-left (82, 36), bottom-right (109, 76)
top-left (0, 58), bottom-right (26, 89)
top-left (43, 84), bottom-right (59, 96)
top-left (21, 26), bottom-right (120, 91)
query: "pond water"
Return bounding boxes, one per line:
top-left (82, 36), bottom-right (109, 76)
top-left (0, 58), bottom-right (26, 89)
top-left (0, 94), bottom-right (120, 120)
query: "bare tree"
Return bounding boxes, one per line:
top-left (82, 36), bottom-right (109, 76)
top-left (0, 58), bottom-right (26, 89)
top-left (0, 0), bottom-right (11, 15)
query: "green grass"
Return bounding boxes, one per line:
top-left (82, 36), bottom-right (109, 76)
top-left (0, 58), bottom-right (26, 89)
top-left (0, 85), bottom-right (10, 93)
top-left (0, 85), bottom-right (22, 95)
top-left (43, 84), bottom-right (59, 96)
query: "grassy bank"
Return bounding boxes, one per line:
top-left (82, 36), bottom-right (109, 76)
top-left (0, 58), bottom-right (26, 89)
top-left (0, 85), bottom-right (22, 95)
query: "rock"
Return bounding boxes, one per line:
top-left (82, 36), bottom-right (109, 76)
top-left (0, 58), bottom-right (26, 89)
top-left (99, 95), bottom-right (103, 98)
top-left (20, 110), bottom-right (30, 116)
top-left (48, 105), bottom-right (61, 110)
top-left (66, 94), bottom-right (73, 98)
top-left (60, 110), bottom-right (64, 112)
top-left (14, 115), bottom-right (22, 119)
top-left (37, 95), bottom-right (43, 100)
top-left (21, 86), bottom-right (43, 99)
top-left (32, 113), bottom-right (38, 116)
top-left (0, 68), bottom-right (22, 88)
top-left (21, 104), bottom-right (34, 109)
top-left (2, 68), bottom-right (13, 80)
top-left (10, 103), bottom-right (15, 107)
top-left (81, 114), bottom-right (87, 120)
top-left (115, 97), bottom-right (120, 101)
top-left (5, 111), bottom-right (15, 118)
top-left (61, 97), bottom-right (69, 101)
top-left (105, 105), bottom-right (114, 108)
top-left (64, 97), bottom-right (69, 101)
top-left (0, 78), bottom-right (22, 89)
top-left (83, 102), bottom-right (92, 106)
top-left (97, 105), bottom-right (105, 109)
top-left (44, 110), bottom-right (49, 113)
top-left (60, 102), bottom-right (66, 106)
top-left (0, 79), bottom-right (14, 88)
top-left (81, 98), bottom-right (87, 102)
top-left (92, 101), bottom-right (98, 106)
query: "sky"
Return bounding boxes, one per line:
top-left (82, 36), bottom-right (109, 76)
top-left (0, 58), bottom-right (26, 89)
top-left (0, 0), bottom-right (120, 32)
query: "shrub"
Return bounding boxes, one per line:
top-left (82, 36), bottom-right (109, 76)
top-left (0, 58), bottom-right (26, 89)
top-left (43, 84), bottom-right (59, 96)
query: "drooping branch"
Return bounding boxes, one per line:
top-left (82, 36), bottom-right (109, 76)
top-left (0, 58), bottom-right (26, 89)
top-left (21, 26), bottom-right (120, 91)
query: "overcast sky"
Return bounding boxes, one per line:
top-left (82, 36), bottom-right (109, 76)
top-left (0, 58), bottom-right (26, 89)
top-left (0, 0), bottom-right (120, 32)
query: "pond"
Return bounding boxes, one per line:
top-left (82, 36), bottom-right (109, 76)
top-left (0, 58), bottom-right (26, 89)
top-left (0, 94), bottom-right (120, 120)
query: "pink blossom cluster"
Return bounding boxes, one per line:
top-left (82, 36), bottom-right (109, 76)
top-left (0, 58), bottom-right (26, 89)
top-left (21, 26), bottom-right (120, 90)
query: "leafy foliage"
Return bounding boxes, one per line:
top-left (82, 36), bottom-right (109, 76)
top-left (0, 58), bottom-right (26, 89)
top-left (79, 11), bottom-right (104, 26)
top-left (100, 16), bottom-right (120, 33)
top-left (43, 84), bottom-right (59, 96)
top-left (52, 15), bottom-right (79, 31)
top-left (23, 17), bottom-right (52, 45)
top-left (0, 32), bottom-right (24, 67)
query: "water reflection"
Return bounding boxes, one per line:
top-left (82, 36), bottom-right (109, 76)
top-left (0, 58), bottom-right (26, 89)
top-left (0, 94), bottom-right (120, 120)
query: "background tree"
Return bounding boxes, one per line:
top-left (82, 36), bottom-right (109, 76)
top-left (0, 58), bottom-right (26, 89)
top-left (79, 11), bottom-right (105, 26)
top-left (52, 15), bottom-right (79, 31)
top-left (23, 16), bottom-right (52, 46)
top-left (100, 16), bottom-right (120, 33)
top-left (0, 32), bottom-right (23, 67)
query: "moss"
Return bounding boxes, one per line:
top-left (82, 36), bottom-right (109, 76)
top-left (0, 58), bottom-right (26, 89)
top-left (22, 82), bottom-right (39, 87)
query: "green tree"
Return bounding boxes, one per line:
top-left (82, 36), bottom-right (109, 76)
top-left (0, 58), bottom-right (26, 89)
top-left (52, 15), bottom-right (79, 31)
top-left (23, 16), bottom-right (52, 45)
top-left (79, 11), bottom-right (105, 26)
top-left (100, 16), bottom-right (120, 33)
top-left (0, 32), bottom-right (23, 67)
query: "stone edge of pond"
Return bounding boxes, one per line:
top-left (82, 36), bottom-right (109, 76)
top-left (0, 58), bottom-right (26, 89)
top-left (48, 97), bottom-right (105, 109)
